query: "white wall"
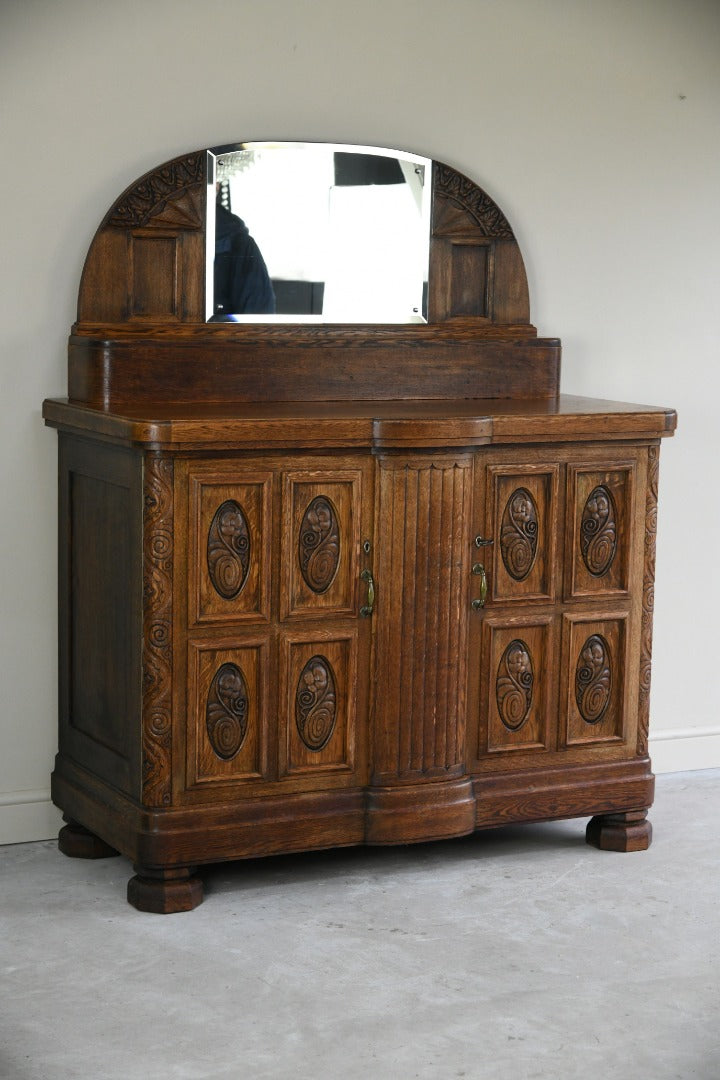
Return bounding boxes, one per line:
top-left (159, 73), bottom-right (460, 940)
top-left (1, 0), bottom-right (718, 842)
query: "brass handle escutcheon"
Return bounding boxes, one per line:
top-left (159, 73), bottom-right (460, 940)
top-left (471, 563), bottom-right (488, 609)
top-left (360, 569), bottom-right (375, 617)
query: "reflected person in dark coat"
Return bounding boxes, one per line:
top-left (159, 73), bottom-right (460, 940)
top-left (212, 203), bottom-right (276, 318)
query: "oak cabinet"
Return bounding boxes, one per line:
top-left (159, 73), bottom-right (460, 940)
top-left (44, 144), bottom-right (675, 910)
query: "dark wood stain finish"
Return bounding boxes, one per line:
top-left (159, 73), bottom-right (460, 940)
top-left (44, 145), bottom-right (675, 910)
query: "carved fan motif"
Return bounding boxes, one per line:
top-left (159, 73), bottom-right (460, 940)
top-left (206, 662), bottom-right (248, 760)
top-left (575, 635), bottom-right (612, 724)
top-left (433, 163), bottom-right (515, 238)
top-left (496, 639), bottom-right (534, 731)
top-left (207, 500), bottom-right (251, 599)
top-left (500, 488), bottom-right (538, 581)
top-left (107, 153), bottom-right (205, 229)
top-left (298, 497), bottom-right (340, 593)
top-left (581, 486), bottom-right (617, 576)
top-left (296, 656), bottom-right (337, 751)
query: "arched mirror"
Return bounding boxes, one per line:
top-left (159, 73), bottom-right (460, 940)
top-left (207, 142), bottom-right (432, 323)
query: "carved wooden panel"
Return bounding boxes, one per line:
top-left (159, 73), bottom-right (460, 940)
top-left (298, 497), bottom-right (340, 594)
top-left (207, 500), bottom-right (251, 599)
top-left (500, 487), bottom-right (538, 581)
top-left (282, 469), bottom-right (364, 619)
top-left (296, 656), bottom-right (337, 751)
top-left (206, 662), bottom-right (249, 760)
top-left (187, 639), bottom-right (267, 785)
top-left (563, 614), bottom-right (626, 746)
top-left (479, 617), bottom-right (554, 755)
top-left (142, 456), bottom-right (174, 807)
top-left (566, 464), bottom-right (634, 599)
top-left (279, 633), bottom-right (356, 778)
top-left (188, 469), bottom-right (272, 627)
top-left (487, 465), bottom-right (559, 603)
top-left (372, 455), bottom-right (472, 781)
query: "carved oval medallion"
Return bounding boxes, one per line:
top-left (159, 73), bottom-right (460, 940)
top-left (496, 639), bottom-right (534, 731)
top-left (206, 662), bottom-right (248, 759)
top-left (207, 500), bottom-right (250, 599)
top-left (298, 496), bottom-right (340, 593)
top-left (296, 655), bottom-right (337, 751)
top-left (500, 488), bottom-right (538, 581)
top-left (575, 635), bottom-right (612, 724)
top-left (581, 486), bottom-right (617, 577)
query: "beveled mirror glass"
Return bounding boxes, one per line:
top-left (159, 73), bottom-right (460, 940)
top-left (207, 142), bottom-right (432, 323)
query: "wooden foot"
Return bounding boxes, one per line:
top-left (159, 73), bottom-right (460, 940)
top-left (586, 809), bottom-right (652, 852)
top-left (58, 818), bottom-right (119, 859)
top-left (127, 866), bottom-right (204, 913)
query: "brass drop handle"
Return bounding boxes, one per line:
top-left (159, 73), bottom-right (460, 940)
top-left (360, 569), bottom-right (375, 617)
top-left (471, 563), bottom-right (488, 610)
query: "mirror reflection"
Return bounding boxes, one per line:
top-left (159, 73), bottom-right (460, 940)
top-left (207, 142), bottom-right (431, 323)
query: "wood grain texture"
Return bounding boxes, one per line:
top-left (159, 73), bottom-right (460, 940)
top-left (67, 334), bottom-right (560, 407)
top-left (43, 395), bottom-right (676, 451)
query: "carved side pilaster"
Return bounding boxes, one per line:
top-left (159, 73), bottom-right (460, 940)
top-left (637, 445), bottom-right (660, 756)
top-left (142, 456), bottom-right (174, 806)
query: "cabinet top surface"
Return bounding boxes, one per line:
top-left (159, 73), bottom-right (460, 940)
top-left (43, 394), bottom-right (676, 450)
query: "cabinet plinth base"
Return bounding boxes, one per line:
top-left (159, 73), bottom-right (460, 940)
top-left (585, 810), bottom-right (652, 852)
top-left (366, 778), bottom-right (476, 845)
top-left (127, 866), bottom-right (204, 913)
top-left (58, 819), bottom-right (119, 860)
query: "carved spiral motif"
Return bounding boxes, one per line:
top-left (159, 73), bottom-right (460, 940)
top-left (296, 656), bottom-right (337, 751)
top-left (581, 486), bottom-right (617, 577)
top-left (206, 662), bottom-right (248, 760)
top-left (298, 497), bottom-right (340, 594)
top-left (207, 500), bottom-right (251, 599)
top-left (496, 639), bottom-right (534, 731)
top-left (500, 488), bottom-right (538, 581)
top-left (575, 635), bottom-right (612, 724)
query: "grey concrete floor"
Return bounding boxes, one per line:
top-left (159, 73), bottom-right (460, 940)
top-left (1, 771), bottom-right (718, 1080)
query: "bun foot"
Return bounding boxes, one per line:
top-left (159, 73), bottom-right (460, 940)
top-left (58, 819), bottom-right (119, 859)
top-left (586, 809), bottom-right (652, 852)
top-left (127, 866), bottom-right (204, 913)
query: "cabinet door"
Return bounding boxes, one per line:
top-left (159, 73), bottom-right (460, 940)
top-left (277, 462), bottom-right (372, 783)
top-left (470, 445), bottom-right (646, 770)
top-left (178, 455), bottom-right (373, 800)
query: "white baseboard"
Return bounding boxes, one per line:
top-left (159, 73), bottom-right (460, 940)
top-left (649, 726), bottom-right (720, 774)
top-left (0, 790), bottom-right (63, 845)
top-left (1, 734), bottom-right (718, 846)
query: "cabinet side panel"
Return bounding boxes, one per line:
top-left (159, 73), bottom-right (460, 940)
top-left (58, 435), bottom-right (143, 797)
top-left (373, 455), bottom-right (472, 781)
top-left (638, 444), bottom-right (660, 756)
